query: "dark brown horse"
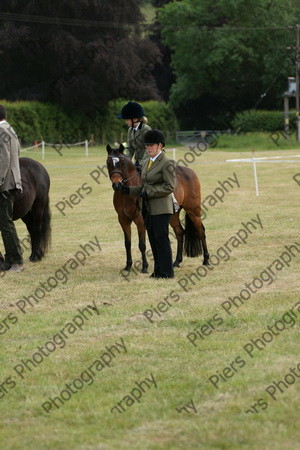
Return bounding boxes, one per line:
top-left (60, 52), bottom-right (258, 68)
top-left (106, 144), bottom-right (209, 272)
top-left (0, 157), bottom-right (51, 262)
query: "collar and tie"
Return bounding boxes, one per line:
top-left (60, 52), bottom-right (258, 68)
top-left (147, 151), bottom-right (162, 170)
top-left (147, 159), bottom-right (153, 170)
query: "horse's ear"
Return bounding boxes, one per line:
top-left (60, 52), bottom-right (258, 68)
top-left (106, 144), bottom-right (112, 153)
top-left (119, 143), bottom-right (125, 154)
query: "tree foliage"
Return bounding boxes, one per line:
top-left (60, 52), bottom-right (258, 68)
top-left (0, 98), bottom-right (178, 145)
top-left (158, 0), bottom-right (300, 128)
top-left (0, 0), bottom-right (161, 113)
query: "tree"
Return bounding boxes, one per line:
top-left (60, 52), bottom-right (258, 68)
top-left (158, 0), bottom-right (300, 128)
top-left (0, 1), bottom-right (161, 113)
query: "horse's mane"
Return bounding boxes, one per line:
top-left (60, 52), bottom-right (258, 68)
top-left (119, 152), bottom-right (136, 170)
top-left (121, 153), bottom-right (141, 184)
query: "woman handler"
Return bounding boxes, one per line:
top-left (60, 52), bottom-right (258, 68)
top-left (117, 101), bottom-right (151, 171)
top-left (114, 129), bottom-right (176, 278)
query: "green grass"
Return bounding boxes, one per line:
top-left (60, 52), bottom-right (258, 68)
top-left (0, 143), bottom-right (299, 449)
top-left (215, 131), bottom-right (300, 150)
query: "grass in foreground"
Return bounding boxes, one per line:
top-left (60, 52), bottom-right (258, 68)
top-left (0, 145), bottom-right (299, 449)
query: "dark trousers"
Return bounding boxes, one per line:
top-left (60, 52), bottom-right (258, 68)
top-left (0, 190), bottom-right (23, 265)
top-left (146, 214), bottom-right (174, 278)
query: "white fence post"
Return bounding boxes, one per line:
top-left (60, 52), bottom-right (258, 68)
top-left (252, 156), bottom-right (259, 196)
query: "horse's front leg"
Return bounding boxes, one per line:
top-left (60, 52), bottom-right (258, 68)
top-left (118, 217), bottom-right (132, 271)
top-left (133, 214), bottom-right (148, 273)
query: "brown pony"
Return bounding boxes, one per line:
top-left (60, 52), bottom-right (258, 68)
top-left (106, 144), bottom-right (209, 272)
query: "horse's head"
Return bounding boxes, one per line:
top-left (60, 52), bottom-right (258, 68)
top-left (106, 144), bottom-right (139, 186)
top-left (106, 143), bottom-right (126, 184)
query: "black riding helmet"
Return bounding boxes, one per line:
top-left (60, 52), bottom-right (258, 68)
top-left (117, 102), bottom-right (145, 119)
top-left (144, 129), bottom-right (165, 147)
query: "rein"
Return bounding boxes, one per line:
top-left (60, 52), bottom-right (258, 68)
top-left (123, 172), bottom-right (140, 183)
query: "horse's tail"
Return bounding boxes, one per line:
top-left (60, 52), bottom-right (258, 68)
top-left (40, 197), bottom-right (51, 255)
top-left (183, 213), bottom-right (202, 257)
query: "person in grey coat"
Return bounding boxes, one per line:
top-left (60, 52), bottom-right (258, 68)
top-left (117, 101), bottom-right (151, 171)
top-left (114, 129), bottom-right (176, 278)
top-left (117, 101), bottom-right (179, 211)
top-left (0, 105), bottom-right (23, 273)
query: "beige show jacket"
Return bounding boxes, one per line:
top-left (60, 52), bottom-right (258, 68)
top-left (0, 121), bottom-right (22, 192)
top-left (129, 151), bottom-right (176, 215)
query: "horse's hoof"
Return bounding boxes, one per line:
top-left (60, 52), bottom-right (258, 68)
top-left (203, 260), bottom-right (210, 266)
top-left (141, 268), bottom-right (148, 274)
top-left (123, 265), bottom-right (131, 272)
top-left (29, 255), bottom-right (41, 262)
top-left (173, 261), bottom-right (181, 268)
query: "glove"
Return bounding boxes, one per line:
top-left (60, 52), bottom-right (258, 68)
top-left (140, 191), bottom-right (148, 199)
top-left (112, 182), bottom-right (130, 195)
top-left (112, 182), bottom-right (121, 192)
top-left (121, 184), bottom-right (130, 195)
top-left (135, 162), bottom-right (142, 173)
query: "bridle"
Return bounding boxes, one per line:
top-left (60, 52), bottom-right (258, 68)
top-left (107, 154), bottom-right (139, 183)
top-left (107, 155), bottom-right (124, 180)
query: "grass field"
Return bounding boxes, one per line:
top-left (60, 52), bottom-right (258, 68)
top-left (215, 131), bottom-right (300, 150)
top-left (1, 141), bottom-right (300, 449)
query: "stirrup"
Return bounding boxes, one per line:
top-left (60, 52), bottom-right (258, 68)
top-left (173, 201), bottom-right (180, 213)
